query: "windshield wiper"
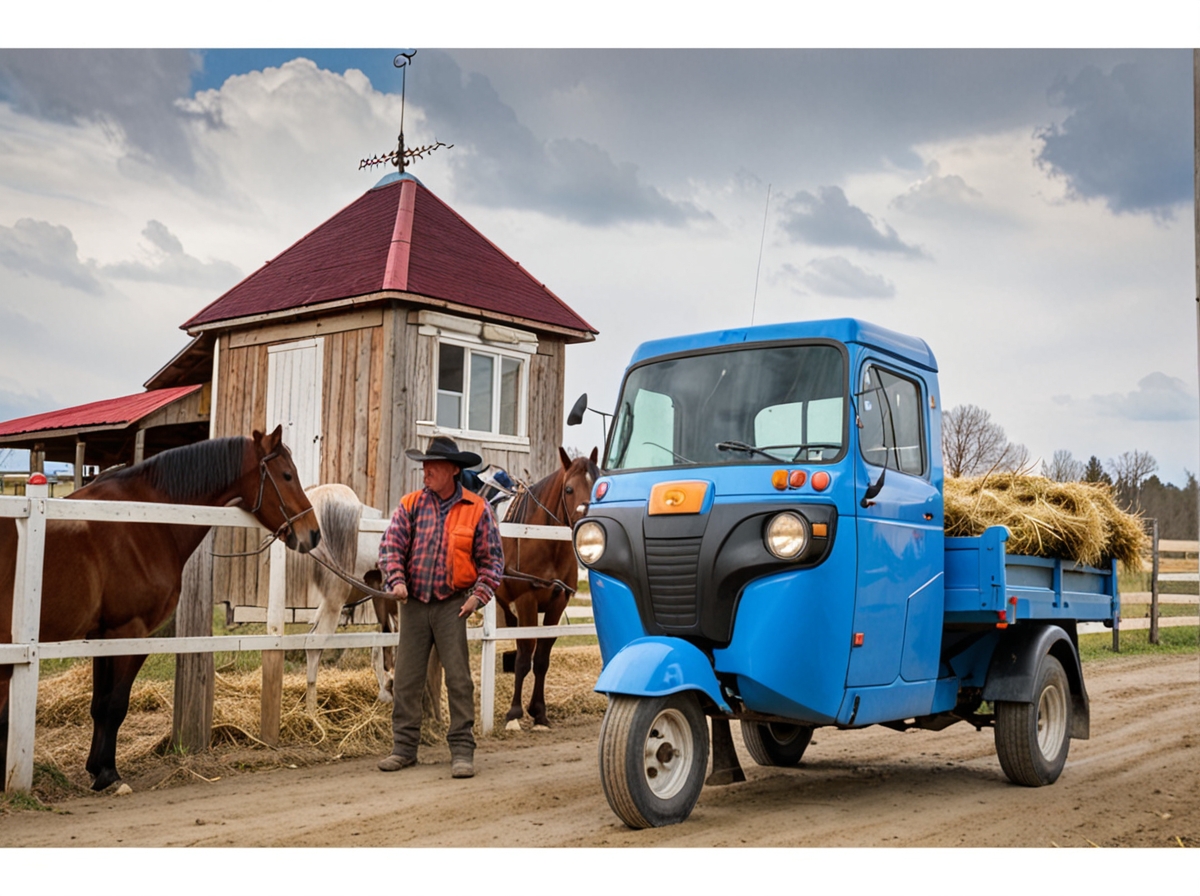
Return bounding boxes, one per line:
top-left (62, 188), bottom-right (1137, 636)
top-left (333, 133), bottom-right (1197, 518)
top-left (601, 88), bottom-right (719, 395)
top-left (644, 441), bottom-right (695, 464)
top-left (715, 440), bottom-right (778, 461)
top-left (717, 440), bottom-right (842, 462)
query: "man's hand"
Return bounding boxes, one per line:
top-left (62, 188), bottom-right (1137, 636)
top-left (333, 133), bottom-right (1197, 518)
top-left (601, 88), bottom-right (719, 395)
top-left (459, 593), bottom-right (483, 618)
top-left (391, 582), bottom-right (408, 605)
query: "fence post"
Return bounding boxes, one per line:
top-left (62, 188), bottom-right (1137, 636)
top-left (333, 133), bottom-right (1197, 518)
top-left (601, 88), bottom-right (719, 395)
top-left (480, 599), bottom-right (496, 736)
top-left (5, 483), bottom-right (47, 791)
top-left (1149, 518), bottom-right (1160, 645)
top-left (260, 540), bottom-right (286, 745)
top-left (172, 531), bottom-right (214, 753)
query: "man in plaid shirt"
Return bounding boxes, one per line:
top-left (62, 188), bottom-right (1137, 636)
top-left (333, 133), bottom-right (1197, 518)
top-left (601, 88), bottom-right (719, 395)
top-left (377, 437), bottom-right (504, 779)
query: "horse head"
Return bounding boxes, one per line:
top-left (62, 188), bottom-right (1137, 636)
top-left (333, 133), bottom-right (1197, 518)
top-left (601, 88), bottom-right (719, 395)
top-left (246, 425), bottom-right (322, 553)
top-left (558, 446), bottom-right (600, 527)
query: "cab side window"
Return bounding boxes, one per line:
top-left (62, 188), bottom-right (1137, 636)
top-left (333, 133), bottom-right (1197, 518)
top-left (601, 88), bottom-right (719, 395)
top-left (858, 365), bottom-right (926, 476)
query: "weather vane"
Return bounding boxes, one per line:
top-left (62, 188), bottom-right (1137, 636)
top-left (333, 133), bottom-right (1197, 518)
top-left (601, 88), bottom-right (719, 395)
top-left (359, 50), bottom-right (453, 172)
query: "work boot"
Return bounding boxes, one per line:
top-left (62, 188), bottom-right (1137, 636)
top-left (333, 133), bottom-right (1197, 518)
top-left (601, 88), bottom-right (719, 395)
top-left (451, 755), bottom-right (475, 778)
top-left (378, 753), bottom-right (417, 772)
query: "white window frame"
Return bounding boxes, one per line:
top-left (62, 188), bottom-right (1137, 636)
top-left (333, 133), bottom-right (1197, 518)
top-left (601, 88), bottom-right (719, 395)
top-left (415, 312), bottom-right (536, 449)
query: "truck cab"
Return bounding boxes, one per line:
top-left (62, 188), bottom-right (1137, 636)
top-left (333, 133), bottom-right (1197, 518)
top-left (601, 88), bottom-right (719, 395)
top-left (577, 318), bottom-right (1114, 828)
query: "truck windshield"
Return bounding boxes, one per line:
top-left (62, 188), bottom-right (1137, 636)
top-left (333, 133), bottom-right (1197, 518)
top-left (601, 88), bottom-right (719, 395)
top-left (605, 343), bottom-right (846, 470)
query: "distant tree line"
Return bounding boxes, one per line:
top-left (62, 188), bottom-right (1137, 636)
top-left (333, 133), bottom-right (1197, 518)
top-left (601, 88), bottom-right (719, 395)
top-left (942, 404), bottom-right (1197, 539)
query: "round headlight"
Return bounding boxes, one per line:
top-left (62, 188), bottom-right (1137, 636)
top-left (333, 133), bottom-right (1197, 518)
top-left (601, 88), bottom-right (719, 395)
top-left (765, 512), bottom-right (809, 560)
top-left (574, 520), bottom-right (607, 566)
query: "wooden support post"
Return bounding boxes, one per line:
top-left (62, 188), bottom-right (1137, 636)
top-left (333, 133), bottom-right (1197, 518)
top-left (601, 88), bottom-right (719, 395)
top-left (480, 599), bottom-right (496, 735)
top-left (29, 443), bottom-right (44, 476)
top-left (5, 483), bottom-right (47, 792)
top-left (172, 532), bottom-right (215, 753)
top-left (1149, 518), bottom-right (1160, 645)
top-left (74, 439), bottom-right (85, 491)
top-left (260, 540), bottom-right (286, 745)
top-left (134, 429), bottom-right (146, 466)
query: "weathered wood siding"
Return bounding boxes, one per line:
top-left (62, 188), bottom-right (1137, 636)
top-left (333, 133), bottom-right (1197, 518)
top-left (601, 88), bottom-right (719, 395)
top-left (211, 302), bottom-right (569, 614)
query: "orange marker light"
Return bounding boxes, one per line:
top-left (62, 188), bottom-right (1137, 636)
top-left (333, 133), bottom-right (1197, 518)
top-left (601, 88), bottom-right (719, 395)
top-left (811, 523), bottom-right (828, 537)
top-left (648, 480), bottom-right (710, 515)
top-left (811, 471), bottom-right (831, 491)
top-left (771, 470), bottom-right (788, 490)
top-left (789, 470), bottom-right (807, 488)
top-left (853, 632), bottom-right (864, 647)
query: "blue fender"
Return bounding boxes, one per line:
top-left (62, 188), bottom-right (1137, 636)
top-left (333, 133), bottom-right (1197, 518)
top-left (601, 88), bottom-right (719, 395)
top-left (594, 636), bottom-right (730, 713)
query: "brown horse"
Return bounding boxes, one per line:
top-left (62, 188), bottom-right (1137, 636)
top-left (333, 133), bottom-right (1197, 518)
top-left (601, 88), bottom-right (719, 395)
top-left (0, 426), bottom-right (320, 791)
top-left (495, 447), bottom-right (599, 730)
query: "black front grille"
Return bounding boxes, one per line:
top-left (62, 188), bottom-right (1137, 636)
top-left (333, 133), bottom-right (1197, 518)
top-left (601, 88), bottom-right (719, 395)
top-left (644, 536), bottom-right (703, 629)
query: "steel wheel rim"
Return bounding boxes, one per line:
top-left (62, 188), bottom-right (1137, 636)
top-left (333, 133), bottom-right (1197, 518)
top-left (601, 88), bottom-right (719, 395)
top-left (766, 723), bottom-right (802, 746)
top-left (643, 708), bottom-right (693, 800)
top-left (1036, 681), bottom-right (1067, 760)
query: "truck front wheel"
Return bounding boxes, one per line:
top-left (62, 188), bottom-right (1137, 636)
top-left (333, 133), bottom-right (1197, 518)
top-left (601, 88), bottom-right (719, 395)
top-left (740, 721), bottom-right (814, 767)
top-left (994, 653), bottom-right (1072, 786)
top-left (598, 692), bottom-right (709, 828)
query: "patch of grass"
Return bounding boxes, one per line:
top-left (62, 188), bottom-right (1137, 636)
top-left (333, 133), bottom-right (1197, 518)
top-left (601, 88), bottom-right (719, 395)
top-left (1080, 625), bottom-right (1199, 662)
top-left (0, 789), bottom-right (51, 813)
top-left (1119, 569), bottom-right (1152, 592)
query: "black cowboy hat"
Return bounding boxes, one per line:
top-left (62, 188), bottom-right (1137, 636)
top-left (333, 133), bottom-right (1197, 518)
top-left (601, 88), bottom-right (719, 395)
top-left (405, 436), bottom-right (482, 469)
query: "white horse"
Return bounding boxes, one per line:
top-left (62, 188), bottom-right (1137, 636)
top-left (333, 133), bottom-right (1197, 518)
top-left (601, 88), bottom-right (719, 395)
top-left (300, 483), bottom-right (444, 719)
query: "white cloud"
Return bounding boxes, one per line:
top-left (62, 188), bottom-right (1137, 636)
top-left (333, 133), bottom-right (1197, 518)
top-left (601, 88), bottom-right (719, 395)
top-left (781, 257), bottom-right (896, 299)
top-left (0, 218), bottom-right (103, 294)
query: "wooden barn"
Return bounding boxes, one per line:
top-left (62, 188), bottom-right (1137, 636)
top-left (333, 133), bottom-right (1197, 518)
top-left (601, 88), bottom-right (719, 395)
top-left (160, 171), bottom-right (597, 620)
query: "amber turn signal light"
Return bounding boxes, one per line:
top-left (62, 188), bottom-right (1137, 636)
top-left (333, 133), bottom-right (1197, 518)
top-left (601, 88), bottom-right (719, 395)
top-left (648, 480), bottom-right (710, 515)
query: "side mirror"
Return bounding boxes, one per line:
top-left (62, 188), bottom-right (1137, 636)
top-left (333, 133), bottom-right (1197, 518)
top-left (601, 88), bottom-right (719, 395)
top-left (567, 393), bottom-right (588, 426)
top-left (861, 467), bottom-right (886, 508)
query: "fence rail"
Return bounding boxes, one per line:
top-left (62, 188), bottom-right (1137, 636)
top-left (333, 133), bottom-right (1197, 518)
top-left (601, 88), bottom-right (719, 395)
top-left (1, 489), bottom-right (589, 791)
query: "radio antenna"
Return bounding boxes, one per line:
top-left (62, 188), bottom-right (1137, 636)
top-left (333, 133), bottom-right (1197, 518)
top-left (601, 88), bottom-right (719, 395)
top-left (750, 183), bottom-right (771, 326)
top-left (359, 50), bottom-right (454, 173)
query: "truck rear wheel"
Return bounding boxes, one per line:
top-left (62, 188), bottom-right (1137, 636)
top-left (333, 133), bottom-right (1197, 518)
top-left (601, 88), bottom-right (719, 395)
top-left (994, 653), bottom-right (1072, 786)
top-left (740, 721), bottom-right (813, 767)
top-left (598, 692), bottom-right (709, 829)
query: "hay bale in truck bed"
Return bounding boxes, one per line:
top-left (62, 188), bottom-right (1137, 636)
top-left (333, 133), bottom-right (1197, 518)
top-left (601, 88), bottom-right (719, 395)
top-left (944, 474), bottom-right (1148, 570)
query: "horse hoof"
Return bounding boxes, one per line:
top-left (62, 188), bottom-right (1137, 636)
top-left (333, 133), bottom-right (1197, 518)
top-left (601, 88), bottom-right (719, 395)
top-left (92, 771), bottom-right (120, 792)
top-left (532, 724), bottom-right (551, 732)
top-left (377, 691), bottom-right (393, 704)
top-left (505, 719), bottom-right (522, 732)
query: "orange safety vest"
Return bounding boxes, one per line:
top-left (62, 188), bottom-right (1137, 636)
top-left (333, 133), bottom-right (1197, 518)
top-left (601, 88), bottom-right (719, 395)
top-left (400, 488), bottom-right (488, 592)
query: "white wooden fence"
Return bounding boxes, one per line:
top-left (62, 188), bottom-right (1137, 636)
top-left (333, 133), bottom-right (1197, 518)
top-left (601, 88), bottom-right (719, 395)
top-left (1, 487), bottom-right (590, 792)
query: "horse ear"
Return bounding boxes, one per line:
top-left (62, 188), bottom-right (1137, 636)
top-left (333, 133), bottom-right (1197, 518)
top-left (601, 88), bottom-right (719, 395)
top-left (558, 447), bottom-right (571, 470)
top-left (266, 424), bottom-right (283, 448)
top-left (589, 447), bottom-right (599, 463)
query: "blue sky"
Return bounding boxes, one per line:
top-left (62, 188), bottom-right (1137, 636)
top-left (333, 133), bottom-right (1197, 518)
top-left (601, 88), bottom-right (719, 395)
top-left (1, 27), bottom-right (1199, 486)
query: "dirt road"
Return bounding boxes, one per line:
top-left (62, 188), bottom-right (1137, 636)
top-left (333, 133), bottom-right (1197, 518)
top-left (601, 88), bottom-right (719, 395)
top-left (2, 654), bottom-right (1196, 848)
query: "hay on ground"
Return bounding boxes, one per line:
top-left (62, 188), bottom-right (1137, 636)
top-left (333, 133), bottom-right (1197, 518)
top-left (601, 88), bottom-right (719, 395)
top-left (944, 474), bottom-right (1148, 570)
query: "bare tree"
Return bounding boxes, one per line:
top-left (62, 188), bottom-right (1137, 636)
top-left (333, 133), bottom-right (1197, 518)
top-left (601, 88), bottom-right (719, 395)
top-left (942, 404), bottom-right (1030, 477)
top-left (1109, 450), bottom-right (1158, 511)
top-left (1042, 449), bottom-right (1086, 482)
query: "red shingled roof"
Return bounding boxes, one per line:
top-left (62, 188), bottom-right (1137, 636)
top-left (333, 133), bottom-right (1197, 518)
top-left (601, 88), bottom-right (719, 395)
top-left (0, 385), bottom-right (203, 438)
top-left (184, 176), bottom-right (595, 335)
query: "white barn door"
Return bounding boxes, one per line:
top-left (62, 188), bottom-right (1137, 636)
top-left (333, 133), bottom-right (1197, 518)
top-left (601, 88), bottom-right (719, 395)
top-left (266, 338), bottom-right (324, 487)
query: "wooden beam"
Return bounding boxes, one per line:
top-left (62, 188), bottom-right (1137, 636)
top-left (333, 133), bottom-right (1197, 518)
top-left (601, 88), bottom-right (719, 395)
top-left (74, 439), bottom-right (85, 490)
top-left (133, 429), bottom-right (145, 465)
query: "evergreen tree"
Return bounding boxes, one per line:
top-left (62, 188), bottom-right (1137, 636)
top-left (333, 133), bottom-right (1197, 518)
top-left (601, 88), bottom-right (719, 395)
top-left (1082, 455), bottom-right (1111, 485)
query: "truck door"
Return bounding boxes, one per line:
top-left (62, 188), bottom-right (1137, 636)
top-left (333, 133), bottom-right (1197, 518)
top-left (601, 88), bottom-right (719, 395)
top-left (848, 361), bottom-right (944, 687)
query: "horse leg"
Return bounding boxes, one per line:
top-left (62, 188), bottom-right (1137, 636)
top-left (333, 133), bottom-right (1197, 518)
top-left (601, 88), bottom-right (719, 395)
top-left (528, 589), bottom-right (570, 730)
top-left (370, 596), bottom-right (395, 703)
top-left (89, 654), bottom-right (148, 791)
top-left (505, 594), bottom-right (540, 730)
top-left (85, 655), bottom-right (115, 779)
top-left (306, 598), bottom-right (340, 714)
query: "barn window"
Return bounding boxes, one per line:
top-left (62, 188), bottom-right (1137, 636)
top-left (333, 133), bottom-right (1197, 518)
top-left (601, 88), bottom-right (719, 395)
top-left (436, 342), bottom-right (526, 437)
top-left (417, 311), bottom-right (536, 442)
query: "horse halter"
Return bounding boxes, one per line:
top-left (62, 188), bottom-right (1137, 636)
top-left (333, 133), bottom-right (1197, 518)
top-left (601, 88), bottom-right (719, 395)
top-left (249, 448), bottom-right (315, 543)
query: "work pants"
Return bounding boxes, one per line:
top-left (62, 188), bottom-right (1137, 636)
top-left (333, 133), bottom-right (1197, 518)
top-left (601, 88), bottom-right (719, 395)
top-left (391, 595), bottom-right (476, 758)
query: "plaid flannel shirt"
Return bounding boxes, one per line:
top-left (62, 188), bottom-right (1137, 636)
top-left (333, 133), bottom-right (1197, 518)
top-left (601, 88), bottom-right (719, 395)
top-left (378, 482), bottom-right (504, 605)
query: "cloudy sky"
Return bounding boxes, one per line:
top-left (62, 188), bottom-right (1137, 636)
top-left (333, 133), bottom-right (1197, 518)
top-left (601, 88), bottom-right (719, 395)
top-left (1, 35), bottom-right (1198, 484)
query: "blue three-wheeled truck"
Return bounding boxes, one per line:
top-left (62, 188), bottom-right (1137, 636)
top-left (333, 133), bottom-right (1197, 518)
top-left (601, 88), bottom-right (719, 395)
top-left (572, 318), bottom-right (1118, 828)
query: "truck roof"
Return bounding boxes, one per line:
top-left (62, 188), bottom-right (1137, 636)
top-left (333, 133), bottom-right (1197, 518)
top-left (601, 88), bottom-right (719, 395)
top-left (627, 317), bottom-right (939, 371)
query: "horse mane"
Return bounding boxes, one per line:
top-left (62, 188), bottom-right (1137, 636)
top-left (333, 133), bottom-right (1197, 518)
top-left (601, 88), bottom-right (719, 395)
top-left (102, 437), bottom-right (250, 502)
top-left (504, 466), bottom-right (563, 525)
